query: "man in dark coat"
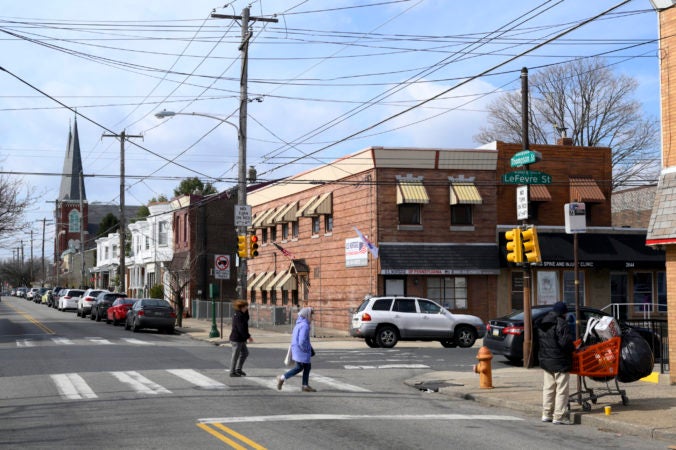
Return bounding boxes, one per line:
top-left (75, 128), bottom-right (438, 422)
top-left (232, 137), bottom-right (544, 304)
top-left (537, 301), bottom-right (575, 425)
top-left (229, 300), bottom-right (253, 377)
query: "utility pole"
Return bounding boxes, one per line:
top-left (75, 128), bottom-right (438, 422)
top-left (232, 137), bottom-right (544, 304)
top-left (29, 230), bottom-right (34, 283)
top-left (79, 171), bottom-right (86, 288)
top-left (212, 7), bottom-right (277, 302)
top-left (41, 218), bottom-right (51, 287)
top-left (102, 130), bottom-right (142, 294)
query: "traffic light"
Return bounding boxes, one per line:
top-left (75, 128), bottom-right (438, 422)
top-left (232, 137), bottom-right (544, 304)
top-left (522, 226), bottom-right (541, 263)
top-left (505, 228), bottom-right (523, 264)
top-left (248, 234), bottom-right (259, 258)
top-left (237, 235), bottom-right (248, 259)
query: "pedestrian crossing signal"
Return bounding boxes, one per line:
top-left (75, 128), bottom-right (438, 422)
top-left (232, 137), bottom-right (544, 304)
top-left (249, 235), bottom-right (259, 258)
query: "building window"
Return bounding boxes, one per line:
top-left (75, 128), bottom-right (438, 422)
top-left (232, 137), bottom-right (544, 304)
top-left (312, 216), bottom-right (320, 234)
top-left (158, 221), bottom-right (168, 246)
top-left (282, 223), bottom-right (289, 240)
top-left (633, 272), bottom-right (653, 313)
top-left (145, 236), bottom-right (150, 250)
top-left (249, 290), bottom-right (256, 304)
top-left (451, 204), bottom-right (472, 225)
top-left (183, 215), bottom-right (188, 242)
top-left (657, 272), bottom-right (666, 313)
top-left (292, 221), bottom-right (299, 238)
top-left (270, 290), bottom-right (277, 305)
top-left (270, 226), bottom-right (277, 242)
top-left (68, 209), bottom-right (81, 232)
top-left (261, 290), bottom-right (268, 305)
top-left (324, 214), bottom-right (333, 232)
top-left (282, 289), bottom-right (289, 305)
top-left (563, 271), bottom-right (585, 306)
top-left (262, 228), bottom-right (268, 243)
top-left (426, 277), bottom-right (467, 309)
top-left (104, 246), bottom-right (109, 259)
top-left (398, 204), bottom-right (421, 225)
top-left (112, 245), bottom-right (118, 258)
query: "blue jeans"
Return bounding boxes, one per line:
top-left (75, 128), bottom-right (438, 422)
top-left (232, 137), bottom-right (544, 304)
top-left (283, 362), bottom-right (311, 386)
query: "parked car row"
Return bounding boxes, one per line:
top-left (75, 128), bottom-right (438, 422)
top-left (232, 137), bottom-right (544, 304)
top-left (30, 287), bottom-right (177, 334)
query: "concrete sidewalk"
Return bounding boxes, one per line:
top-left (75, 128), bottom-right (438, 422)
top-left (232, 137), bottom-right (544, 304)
top-left (177, 318), bottom-right (675, 445)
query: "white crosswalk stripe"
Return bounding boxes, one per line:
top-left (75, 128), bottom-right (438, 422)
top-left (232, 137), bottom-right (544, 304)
top-left (345, 364), bottom-right (430, 370)
top-left (309, 374), bottom-right (371, 392)
top-left (88, 337), bottom-right (113, 345)
top-left (51, 337), bottom-right (74, 345)
top-left (111, 371), bottom-right (172, 395)
top-left (16, 339), bottom-right (35, 347)
top-left (51, 373), bottom-right (98, 400)
top-left (121, 338), bottom-right (154, 345)
top-left (167, 369), bottom-right (227, 390)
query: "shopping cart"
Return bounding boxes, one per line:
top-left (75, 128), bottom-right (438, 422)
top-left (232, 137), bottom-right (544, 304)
top-left (569, 336), bottom-right (628, 411)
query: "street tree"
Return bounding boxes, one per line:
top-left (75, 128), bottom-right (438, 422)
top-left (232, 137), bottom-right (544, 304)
top-left (0, 174), bottom-right (32, 237)
top-left (164, 254), bottom-right (197, 327)
top-left (173, 177), bottom-right (216, 197)
top-left (97, 213), bottom-right (119, 237)
top-left (474, 57), bottom-right (659, 189)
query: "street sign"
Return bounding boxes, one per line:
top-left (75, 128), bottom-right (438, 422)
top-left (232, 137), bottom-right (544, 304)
top-left (234, 205), bottom-right (252, 227)
top-left (517, 185), bottom-right (528, 220)
top-left (510, 150), bottom-right (542, 167)
top-left (502, 170), bottom-right (552, 185)
top-left (214, 254), bottom-right (230, 280)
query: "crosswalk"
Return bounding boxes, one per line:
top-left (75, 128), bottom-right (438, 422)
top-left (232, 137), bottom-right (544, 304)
top-left (13, 336), bottom-right (168, 347)
top-left (46, 369), bottom-right (371, 401)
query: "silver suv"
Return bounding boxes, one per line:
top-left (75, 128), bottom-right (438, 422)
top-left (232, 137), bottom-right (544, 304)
top-left (350, 296), bottom-right (485, 349)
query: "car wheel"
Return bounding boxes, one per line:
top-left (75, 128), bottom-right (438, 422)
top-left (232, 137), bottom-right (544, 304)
top-left (124, 318), bottom-right (131, 330)
top-left (376, 326), bottom-right (399, 348)
top-left (91, 311), bottom-right (97, 320)
top-left (440, 339), bottom-right (457, 348)
top-left (106, 316), bottom-right (112, 324)
top-left (365, 337), bottom-right (380, 348)
top-left (76, 309), bottom-right (81, 317)
top-left (455, 326), bottom-right (477, 348)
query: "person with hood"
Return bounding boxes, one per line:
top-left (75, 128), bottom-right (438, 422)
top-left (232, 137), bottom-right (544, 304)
top-left (537, 301), bottom-right (575, 425)
top-left (229, 300), bottom-right (253, 377)
top-left (277, 307), bottom-right (316, 392)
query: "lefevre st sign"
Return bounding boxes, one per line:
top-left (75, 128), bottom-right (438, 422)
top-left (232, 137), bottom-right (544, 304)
top-left (501, 170), bottom-right (552, 185)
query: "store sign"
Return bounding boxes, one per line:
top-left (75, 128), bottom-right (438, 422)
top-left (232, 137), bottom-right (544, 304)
top-left (345, 238), bottom-right (367, 267)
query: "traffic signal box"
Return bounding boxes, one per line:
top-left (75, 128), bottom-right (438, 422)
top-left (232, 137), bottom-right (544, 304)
top-left (248, 235), bottom-right (259, 258)
top-left (237, 235), bottom-right (248, 259)
top-left (505, 228), bottom-right (523, 264)
top-left (522, 226), bottom-right (541, 263)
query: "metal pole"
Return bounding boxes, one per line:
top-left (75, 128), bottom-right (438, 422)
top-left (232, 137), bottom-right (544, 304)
top-left (80, 170), bottom-right (86, 288)
top-left (237, 7), bottom-right (250, 303)
top-left (574, 232), bottom-right (581, 404)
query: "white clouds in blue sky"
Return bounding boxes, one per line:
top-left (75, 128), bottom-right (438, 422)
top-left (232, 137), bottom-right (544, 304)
top-left (0, 0), bottom-right (662, 258)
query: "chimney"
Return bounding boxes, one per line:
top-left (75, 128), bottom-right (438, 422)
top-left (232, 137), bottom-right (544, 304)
top-left (557, 137), bottom-right (573, 146)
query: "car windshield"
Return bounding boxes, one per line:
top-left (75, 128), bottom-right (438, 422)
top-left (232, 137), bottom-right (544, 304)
top-left (142, 299), bottom-right (170, 307)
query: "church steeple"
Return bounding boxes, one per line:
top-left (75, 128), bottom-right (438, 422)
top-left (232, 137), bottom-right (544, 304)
top-left (58, 116), bottom-right (86, 201)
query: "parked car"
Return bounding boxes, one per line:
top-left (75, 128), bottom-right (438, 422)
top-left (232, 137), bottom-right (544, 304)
top-left (26, 288), bottom-right (39, 301)
top-left (92, 292), bottom-right (127, 322)
top-left (124, 298), bottom-right (176, 334)
top-left (349, 296), bottom-right (486, 348)
top-left (41, 289), bottom-right (51, 304)
top-left (33, 287), bottom-right (48, 304)
top-left (484, 305), bottom-right (661, 363)
top-left (48, 287), bottom-right (64, 308)
top-left (58, 289), bottom-right (85, 311)
top-left (107, 298), bottom-right (139, 325)
top-left (77, 289), bottom-right (108, 318)
top-left (16, 287), bottom-right (28, 298)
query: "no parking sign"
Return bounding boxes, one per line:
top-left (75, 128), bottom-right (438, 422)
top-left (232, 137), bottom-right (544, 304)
top-left (214, 254), bottom-right (230, 280)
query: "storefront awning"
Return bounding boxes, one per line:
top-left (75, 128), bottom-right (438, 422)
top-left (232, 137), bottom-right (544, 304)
top-left (450, 182), bottom-right (482, 205)
top-left (250, 271), bottom-right (275, 291)
top-left (529, 185), bottom-right (552, 202)
top-left (296, 195), bottom-right (319, 218)
top-left (252, 209), bottom-right (277, 228)
top-left (304, 192), bottom-right (332, 216)
top-left (570, 177), bottom-right (605, 203)
top-left (396, 178), bottom-right (429, 204)
top-left (272, 202), bottom-right (298, 223)
top-left (380, 243), bottom-right (499, 275)
top-left (265, 271), bottom-right (297, 291)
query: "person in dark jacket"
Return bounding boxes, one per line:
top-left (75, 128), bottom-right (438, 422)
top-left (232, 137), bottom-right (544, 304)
top-left (229, 300), bottom-right (253, 377)
top-left (537, 301), bottom-right (575, 425)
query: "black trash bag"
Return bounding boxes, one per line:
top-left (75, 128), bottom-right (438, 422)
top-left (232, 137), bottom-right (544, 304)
top-left (617, 329), bottom-right (654, 383)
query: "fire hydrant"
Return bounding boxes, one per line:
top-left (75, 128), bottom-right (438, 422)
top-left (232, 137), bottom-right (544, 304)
top-left (473, 346), bottom-right (494, 389)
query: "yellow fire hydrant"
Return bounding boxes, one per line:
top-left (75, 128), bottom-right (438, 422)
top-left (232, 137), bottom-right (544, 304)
top-left (473, 346), bottom-right (494, 389)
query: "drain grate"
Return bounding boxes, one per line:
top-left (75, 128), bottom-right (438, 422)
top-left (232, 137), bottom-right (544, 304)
top-left (413, 380), bottom-right (463, 392)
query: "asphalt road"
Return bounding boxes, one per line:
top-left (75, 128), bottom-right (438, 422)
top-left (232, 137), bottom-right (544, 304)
top-left (0, 297), bottom-right (664, 449)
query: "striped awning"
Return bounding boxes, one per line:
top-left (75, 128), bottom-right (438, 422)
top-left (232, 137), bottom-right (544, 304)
top-left (252, 209), bottom-right (276, 228)
top-left (396, 179), bottom-right (429, 204)
top-left (529, 184), bottom-right (552, 202)
top-left (570, 177), bottom-right (606, 203)
top-left (265, 271), bottom-right (297, 291)
top-left (303, 192), bottom-right (332, 216)
top-left (449, 182), bottom-right (482, 205)
top-left (296, 195), bottom-right (319, 218)
top-left (261, 207), bottom-right (278, 227)
top-left (249, 271), bottom-right (274, 291)
top-left (272, 202), bottom-right (298, 223)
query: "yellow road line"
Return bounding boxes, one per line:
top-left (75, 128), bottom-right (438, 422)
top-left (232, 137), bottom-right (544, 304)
top-left (196, 423), bottom-right (267, 450)
top-left (5, 303), bottom-right (55, 335)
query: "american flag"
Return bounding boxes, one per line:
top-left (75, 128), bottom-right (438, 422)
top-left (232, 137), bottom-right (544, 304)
top-left (273, 242), bottom-right (294, 259)
top-left (353, 226), bottom-right (379, 259)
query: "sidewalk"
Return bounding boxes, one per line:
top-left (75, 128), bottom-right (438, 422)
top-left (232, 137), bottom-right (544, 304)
top-left (177, 318), bottom-right (675, 445)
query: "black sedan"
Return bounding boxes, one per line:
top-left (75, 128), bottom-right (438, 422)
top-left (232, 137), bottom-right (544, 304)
top-left (124, 299), bottom-right (176, 334)
top-left (484, 305), bottom-right (660, 363)
top-left (91, 292), bottom-right (127, 322)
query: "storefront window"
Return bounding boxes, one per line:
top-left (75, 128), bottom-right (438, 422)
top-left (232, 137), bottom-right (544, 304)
top-left (657, 272), bottom-right (667, 313)
top-left (426, 277), bottom-right (467, 309)
top-left (563, 271), bottom-right (585, 307)
top-left (633, 272), bottom-right (653, 313)
top-left (450, 204), bottom-right (472, 225)
top-left (398, 204), bottom-right (421, 225)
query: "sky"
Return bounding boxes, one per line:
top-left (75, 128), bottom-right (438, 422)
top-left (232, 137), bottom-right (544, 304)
top-left (0, 0), bottom-right (663, 262)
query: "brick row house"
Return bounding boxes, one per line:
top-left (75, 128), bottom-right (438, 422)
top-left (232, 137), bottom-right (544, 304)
top-left (246, 143), bottom-right (665, 330)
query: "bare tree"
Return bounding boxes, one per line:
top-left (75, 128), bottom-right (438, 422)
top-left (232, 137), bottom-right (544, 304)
top-left (474, 57), bottom-right (659, 189)
top-left (163, 254), bottom-right (197, 328)
top-left (0, 174), bottom-right (32, 236)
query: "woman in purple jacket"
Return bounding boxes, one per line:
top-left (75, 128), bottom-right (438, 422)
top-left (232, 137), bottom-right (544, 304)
top-left (277, 307), bottom-right (316, 392)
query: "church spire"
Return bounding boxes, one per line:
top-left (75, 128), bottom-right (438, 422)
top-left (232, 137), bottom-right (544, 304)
top-left (58, 116), bottom-right (86, 201)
